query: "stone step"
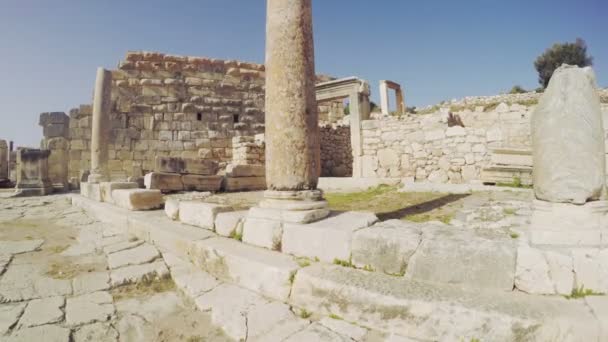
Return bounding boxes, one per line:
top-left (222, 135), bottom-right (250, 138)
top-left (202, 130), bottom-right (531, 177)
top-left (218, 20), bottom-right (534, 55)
top-left (289, 264), bottom-right (602, 342)
top-left (112, 189), bottom-right (164, 211)
top-left (281, 211), bottom-right (378, 262)
top-left (189, 237), bottom-right (300, 301)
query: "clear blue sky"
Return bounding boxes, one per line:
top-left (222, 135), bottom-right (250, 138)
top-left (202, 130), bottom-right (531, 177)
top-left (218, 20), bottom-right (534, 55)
top-left (0, 0), bottom-right (606, 147)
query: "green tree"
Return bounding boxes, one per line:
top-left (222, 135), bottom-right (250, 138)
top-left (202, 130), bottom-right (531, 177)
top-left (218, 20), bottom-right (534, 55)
top-left (534, 38), bottom-right (593, 88)
top-left (509, 85), bottom-right (527, 94)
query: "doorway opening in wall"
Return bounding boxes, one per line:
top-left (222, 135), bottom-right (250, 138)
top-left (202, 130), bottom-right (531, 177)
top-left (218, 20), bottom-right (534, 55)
top-left (196, 112), bottom-right (203, 121)
top-left (233, 114), bottom-right (239, 123)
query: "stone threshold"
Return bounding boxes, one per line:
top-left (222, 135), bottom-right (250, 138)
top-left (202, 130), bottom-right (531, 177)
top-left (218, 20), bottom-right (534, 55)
top-left (71, 195), bottom-right (608, 341)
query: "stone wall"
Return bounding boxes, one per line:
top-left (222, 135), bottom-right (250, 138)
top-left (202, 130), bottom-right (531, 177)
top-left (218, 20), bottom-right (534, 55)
top-left (361, 104), bottom-right (533, 182)
top-left (320, 124), bottom-right (352, 177)
top-left (362, 99), bottom-right (608, 183)
top-left (49, 51), bottom-right (343, 184)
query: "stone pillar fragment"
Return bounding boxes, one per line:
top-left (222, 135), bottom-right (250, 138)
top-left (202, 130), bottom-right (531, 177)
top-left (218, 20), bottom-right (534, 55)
top-left (14, 149), bottom-right (53, 196)
top-left (530, 65), bottom-right (608, 246)
top-left (88, 68), bottom-right (112, 183)
top-left (45, 137), bottom-right (69, 192)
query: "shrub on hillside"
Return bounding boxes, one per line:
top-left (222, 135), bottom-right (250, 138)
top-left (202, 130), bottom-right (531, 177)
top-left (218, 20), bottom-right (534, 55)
top-left (509, 85), bottom-right (527, 94)
top-left (534, 38), bottom-right (593, 88)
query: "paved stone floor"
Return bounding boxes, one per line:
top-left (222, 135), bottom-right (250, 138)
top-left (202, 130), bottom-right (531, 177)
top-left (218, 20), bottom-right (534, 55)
top-left (0, 195), bottom-right (230, 342)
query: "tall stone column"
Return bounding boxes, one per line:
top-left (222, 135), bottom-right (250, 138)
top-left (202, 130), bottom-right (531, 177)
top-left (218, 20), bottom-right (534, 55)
top-left (0, 140), bottom-right (7, 181)
top-left (244, 0), bottom-right (329, 235)
top-left (88, 68), bottom-right (112, 183)
top-left (265, 0), bottom-right (319, 192)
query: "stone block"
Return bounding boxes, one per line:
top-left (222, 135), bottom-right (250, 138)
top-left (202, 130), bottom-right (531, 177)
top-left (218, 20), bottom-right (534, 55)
top-left (351, 220), bottom-right (421, 275)
top-left (155, 156), bottom-right (218, 175)
top-left (224, 176), bottom-right (266, 191)
top-left (530, 199), bottom-right (607, 247)
top-left (144, 172), bottom-right (183, 192)
top-left (164, 198), bottom-right (180, 220)
top-left (99, 182), bottom-right (138, 204)
top-left (182, 174), bottom-right (223, 191)
top-left (80, 182), bottom-right (102, 202)
top-left (282, 211), bottom-right (378, 262)
top-left (248, 206), bottom-right (330, 224)
top-left (290, 264), bottom-right (600, 342)
top-left (215, 210), bottom-right (247, 237)
top-left (179, 201), bottom-right (232, 230)
top-left (226, 164), bottom-right (265, 177)
top-left (111, 189), bottom-right (163, 211)
top-left (242, 217), bottom-right (283, 250)
top-left (190, 237), bottom-right (299, 301)
top-left (405, 228), bottom-right (516, 291)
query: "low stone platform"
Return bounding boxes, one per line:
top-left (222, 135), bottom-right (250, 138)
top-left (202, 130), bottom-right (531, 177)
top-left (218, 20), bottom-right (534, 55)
top-left (70, 193), bottom-right (608, 341)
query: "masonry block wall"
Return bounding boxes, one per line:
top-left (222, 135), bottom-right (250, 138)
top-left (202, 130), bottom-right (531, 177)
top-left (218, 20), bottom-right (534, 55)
top-left (320, 124), bottom-right (352, 177)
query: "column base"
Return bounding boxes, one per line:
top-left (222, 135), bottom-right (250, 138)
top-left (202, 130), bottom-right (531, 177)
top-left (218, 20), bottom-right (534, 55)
top-left (242, 190), bottom-right (331, 250)
top-left (87, 173), bottom-right (106, 184)
top-left (529, 199), bottom-right (608, 247)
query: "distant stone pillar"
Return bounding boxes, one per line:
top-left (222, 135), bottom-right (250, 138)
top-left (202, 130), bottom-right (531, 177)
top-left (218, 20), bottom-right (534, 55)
top-left (395, 88), bottom-right (406, 115)
top-left (0, 140), bottom-right (7, 181)
top-left (530, 65), bottom-right (607, 246)
top-left (379, 81), bottom-right (390, 115)
top-left (14, 149), bottom-right (53, 196)
top-left (88, 68), bottom-right (112, 184)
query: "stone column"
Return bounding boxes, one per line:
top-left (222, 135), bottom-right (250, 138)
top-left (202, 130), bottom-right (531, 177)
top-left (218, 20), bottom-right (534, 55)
top-left (247, 0), bottom-right (329, 227)
top-left (88, 68), bottom-right (112, 184)
top-left (379, 81), bottom-right (390, 115)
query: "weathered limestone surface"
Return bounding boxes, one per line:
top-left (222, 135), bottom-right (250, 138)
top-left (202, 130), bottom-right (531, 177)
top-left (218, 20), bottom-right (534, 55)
top-left (88, 68), bottom-right (112, 184)
top-left (182, 174), bottom-right (222, 192)
top-left (265, 0), bottom-right (319, 191)
top-left (66, 291), bottom-right (114, 326)
top-left (111, 189), bottom-right (163, 211)
top-left (290, 264), bottom-right (601, 341)
top-left (144, 172), bottom-right (183, 192)
top-left (532, 65), bottom-right (605, 204)
top-left (155, 156), bottom-right (218, 175)
top-left (281, 211), bottom-right (378, 262)
top-left (99, 181), bottom-right (138, 204)
top-left (190, 237), bottom-right (299, 301)
top-left (351, 220), bottom-right (421, 275)
top-left (179, 201), bottom-right (232, 230)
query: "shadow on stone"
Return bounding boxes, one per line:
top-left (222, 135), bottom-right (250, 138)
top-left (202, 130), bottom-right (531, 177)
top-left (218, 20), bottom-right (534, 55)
top-left (377, 193), bottom-right (469, 221)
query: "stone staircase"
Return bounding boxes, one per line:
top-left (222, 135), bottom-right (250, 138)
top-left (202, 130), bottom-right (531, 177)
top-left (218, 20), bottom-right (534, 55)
top-left (481, 148), bottom-right (533, 186)
top-left (72, 194), bottom-right (608, 341)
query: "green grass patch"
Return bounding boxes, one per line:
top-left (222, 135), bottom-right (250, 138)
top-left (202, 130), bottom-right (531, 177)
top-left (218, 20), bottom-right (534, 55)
top-left (299, 309), bottom-right (312, 319)
top-left (503, 208), bottom-right (517, 215)
top-left (496, 177), bottom-right (532, 189)
top-left (333, 258), bottom-right (354, 268)
top-left (326, 185), bottom-right (459, 222)
top-left (329, 313), bottom-right (343, 320)
top-left (564, 285), bottom-right (604, 299)
top-left (509, 232), bottom-right (520, 239)
top-left (229, 230), bottom-right (243, 242)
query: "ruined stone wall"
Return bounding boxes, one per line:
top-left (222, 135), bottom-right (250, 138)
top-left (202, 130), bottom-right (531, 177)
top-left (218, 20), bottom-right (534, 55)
top-left (361, 104), bottom-right (533, 183)
top-left (0, 140), bottom-right (8, 181)
top-left (56, 52), bottom-right (341, 183)
top-left (318, 100), bottom-right (345, 124)
top-left (320, 124), bottom-right (352, 177)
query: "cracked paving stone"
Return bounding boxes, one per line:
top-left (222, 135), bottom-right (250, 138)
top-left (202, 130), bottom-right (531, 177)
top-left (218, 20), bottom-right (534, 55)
top-left (0, 302), bottom-right (27, 334)
top-left (72, 271), bottom-right (110, 295)
top-left (103, 239), bottom-right (144, 255)
top-left (107, 244), bottom-right (160, 269)
top-left (66, 291), bottom-right (114, 326)
top-left (17, 296), bottom-right (64, 328)
top-left (283, 322), bottom-right (352, 342)
top-left (73, 322), bottom-right (119, 342)
top-left (319, 317), bottom-right (369, 341)
top-left (0, 264), bottom-right (72, 303)
top-left (0, 240), bottom-right (44, 255)
top-left (6, 324), bottom-right (71, 342)
top-left (110, 261), bottom-right (169, 287)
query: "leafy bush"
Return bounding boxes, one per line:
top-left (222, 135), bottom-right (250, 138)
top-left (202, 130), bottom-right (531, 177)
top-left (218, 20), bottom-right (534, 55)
top-left (509, 85), bottom-right (527, 94)
top-left (534, 38), bottom-right (593, 88)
